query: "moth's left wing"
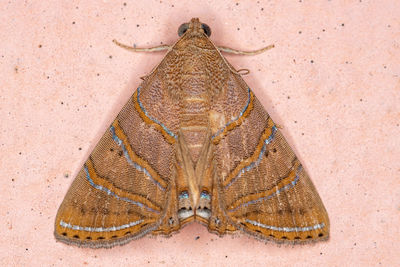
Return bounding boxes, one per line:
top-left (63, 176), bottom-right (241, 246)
top-left (209, 74), bottom-right (330, 243)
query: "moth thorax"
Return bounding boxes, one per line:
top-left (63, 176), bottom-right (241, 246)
top-left (179, 94), bottom-right (210, 162)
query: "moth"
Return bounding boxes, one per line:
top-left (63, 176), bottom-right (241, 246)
top-left (55, 18), bottom-right (329, 248)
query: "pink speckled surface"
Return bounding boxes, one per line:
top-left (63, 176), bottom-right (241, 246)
top-left (1, 1), bottom-right (400, 266)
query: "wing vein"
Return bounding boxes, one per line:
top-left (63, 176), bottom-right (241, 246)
top-left (227, 164), bottom-right (301, 212)
top-left (59, 219), bottom-right (144, 232)
top-left (223, 119), bottom-right (276, 188)
top-left (110, 121), bottom-right (168, 190)
top-left (84, 161), bottom-right (161, 213)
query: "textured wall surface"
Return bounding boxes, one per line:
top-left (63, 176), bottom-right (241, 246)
top-left (1, 0), bottom-right (399, 266)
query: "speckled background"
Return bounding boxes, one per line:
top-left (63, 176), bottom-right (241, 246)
top-left (1, 1), bottom-right (399, 266)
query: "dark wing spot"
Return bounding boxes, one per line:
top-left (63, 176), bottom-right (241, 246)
top-left (140, 223), bottom-right (149, 228)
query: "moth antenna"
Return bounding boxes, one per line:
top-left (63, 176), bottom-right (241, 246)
top-left (112, 39), bottom-right (171, 52)
top-left (217, 44), bottom-right (275, 55)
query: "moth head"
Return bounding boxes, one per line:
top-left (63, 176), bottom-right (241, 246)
top-left (178, 18), bottom-right (211, 37)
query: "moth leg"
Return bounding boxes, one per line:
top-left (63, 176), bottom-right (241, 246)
top-left (151, 171), bottom-right (180, 235)
top-left (194, 132), bottom-right (213, 224)
top-left (192, 132), bottom-right (236, 234)
top-left (217, 44), bottom-right (274, 55)
top-left (173, 133), bottom-right (198, 224)
top-left (112, 39), bottom-right (171, 52)
top-left (207, 166), bottom-right (237, 235)
top-left (236, 69), bottom-right (250, 75)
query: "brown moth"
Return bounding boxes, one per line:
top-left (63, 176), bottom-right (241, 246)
top-left (55, 18), bottom-right (329, 248)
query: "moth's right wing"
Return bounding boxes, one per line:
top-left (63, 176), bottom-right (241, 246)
top-left (209, 73), bottom-right (330, 243)
top-left (55, 76), bottom-right (183, 248)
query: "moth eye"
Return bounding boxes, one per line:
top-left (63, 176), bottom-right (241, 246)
top-left (201, 23), bottom-right (211, 37)
top-left (178, 23), bottom-right (189, 36)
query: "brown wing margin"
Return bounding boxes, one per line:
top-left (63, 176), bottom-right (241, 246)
top-left (211, 76), bottom-right (329, 243)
